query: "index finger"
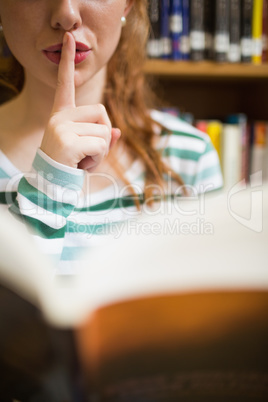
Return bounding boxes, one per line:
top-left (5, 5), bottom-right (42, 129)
top-left (52, 32), bottom-right (76, 113)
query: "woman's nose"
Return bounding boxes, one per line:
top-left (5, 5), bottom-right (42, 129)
top-left (50, 0), bottom-right (82, 31)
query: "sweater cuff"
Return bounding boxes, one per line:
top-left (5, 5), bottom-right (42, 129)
top-left (33, 149), bottom-right (85, 189)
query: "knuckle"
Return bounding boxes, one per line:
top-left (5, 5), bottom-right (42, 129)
top-left (99, 138), bottom-right (107, 154)
top-left (97, 103), bottom-right (106, 114)
top-left (103, 124), bottom-right (111, 139)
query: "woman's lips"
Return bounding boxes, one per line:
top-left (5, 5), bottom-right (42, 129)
top-left (43, 42), bottom-right (91, 65)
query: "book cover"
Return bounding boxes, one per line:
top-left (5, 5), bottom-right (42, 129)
top-left (228, 0), bottom-right (241, 62)
top-left (147, 0), bottom-right (162, 58)
top-left (252, 0), bottom-right (264, 64)
top-left (190, 0), bottom-right (205, 61)
top-left (240, 0), bottom-right (253, 63)
top-left (160, 0), bottom-right (172, 59)
top-left (169, 0), bottom-right (183, 59)
top-left (181, 0), bottom-right (190, 59)
top-left (214, 0), bottom-right (230, 63)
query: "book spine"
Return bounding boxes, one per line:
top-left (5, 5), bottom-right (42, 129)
top-left (190, 0), bottom-right (205, 61)
top-left (169, 0), bottom-right (183, 59)
top-left (181, 0), bottom-right (190, 60)
top-left (262, 0), bottom-right (268, 62)
top-left (207, 121), bottom-right (223, 163)
top-left (226, 114), bottom-right (249, 182)
top-left (250, 121), bottom-right (267, 176)
top-left (264, 123), bottom-right (268, 181)
top-left (240, 0), bottom-right (253, 63)
top-left (195, 120), bottom-right (208, 134)
top-left (214, 0), bottom-right (230, 63)
top-left (204, 0), bottom-right (214, 60)
top-left (221, 123), bottom-right (243, 188)
top-left (147, 0), bottom-right (162, 58)
top-left (161, 0), bottom-right (172, 59)
top-left (252, 0), bottom-right (264, 64)
top-left (228, 0), bottom-right (241, 62)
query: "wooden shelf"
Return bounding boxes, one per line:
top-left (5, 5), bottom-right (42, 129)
top-left (144, 60), bottom-right (268, 80)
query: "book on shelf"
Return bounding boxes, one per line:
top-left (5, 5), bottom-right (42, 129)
top-left (250, 120), bottom-right (268, 181)
top-left (1, 186), bottom-right (268, 401)
top-left (228, 0), bottom-right (241, 63)
top-left (169, 0), bottom-right (183, 59)
top-left (226, 114), bottom-right (250, 183)
top-left (147, 0), bottom-right (162, 58)
top-left (262, 0), bottom-right (268, 61)
top-left (196, 119), bottom-right (222, 163)
top-left (204, 0), bottom-right (214, 60)
top-left (252, 0), bottom-right (264, 64)
top-left (214, 0), bottom-right (230, 63)
top-left (181, 0), bottom-right (190, 59)
top-left (146, 0), bottom-right (268, 65)
top-left (190, 0), bottom-right (205, 61)
top-left (240, 0), bottom-right (253, 63)
top-left (160, 0), bottom-right (172, 58)
top-left (194, 114), bottom-right (268, 188)
top-left (221, 123), bottom-right (243, 189)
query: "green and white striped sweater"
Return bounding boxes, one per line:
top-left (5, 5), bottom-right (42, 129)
top-left (0, 111), bottom-right (223, 274)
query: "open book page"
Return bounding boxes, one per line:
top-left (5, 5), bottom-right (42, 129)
top-left (1, 182), bottom-right (268, 401)
top-left (0, 182), bottom-right (268, 327)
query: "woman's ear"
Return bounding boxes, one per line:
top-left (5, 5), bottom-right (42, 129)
top-left (123, 0), bottom-right (134, 18)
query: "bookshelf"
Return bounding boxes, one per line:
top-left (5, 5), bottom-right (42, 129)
top-left (1, 57), bottom-right (267, 121)
top-left (144, 60), bottom-right (268, 79)
top-left (144, 60), bottom-right (268, 121)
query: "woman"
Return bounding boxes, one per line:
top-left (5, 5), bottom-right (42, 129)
top-left (0, 0), bottom-right (222, 273)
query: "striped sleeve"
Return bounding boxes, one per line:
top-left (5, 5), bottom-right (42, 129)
top-left (9, 149), bottom-right (85, 261)
top-left (151, 110), bottom-right (223, 194)
top-left (192, 138), bottom-right (223, 193)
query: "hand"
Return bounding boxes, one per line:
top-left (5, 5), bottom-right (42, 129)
top-left (40, 32), bottom-right (121, 171)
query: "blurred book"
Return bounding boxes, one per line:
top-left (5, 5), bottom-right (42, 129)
top-left (169, 0), bottom-right (183, 59)
top-left (221, 123), bottom-right (243, 188)
top-left (250, 121), bottom-right (268, 181)
top-left (160, 0), bottom-right (172, 58)
top-left (190, 0), bottom-right (205, 61)
top-left (228, 0), bottom-right (241, 62)
top-left (226, 113), bottom-right (250, 182)
top-left (204, 0), bottom-right (214, 59)
top-left (214, 0), bottom-right (230, 62)
top-left (1, 187), bottom-right (268, 400)
top-left (147, 0), bottom-right (162, 58)
top-left (262, 0), bottom-right (268, 61)
top-left (181, 0), bottom-right (190, 59)
top-left (241, 0), bottom-right (253, 63)
top-left (252, 0), bottom-right (264, 64)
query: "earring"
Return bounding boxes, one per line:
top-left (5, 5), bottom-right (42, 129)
top-left (121, 16), bottom-right (126, 27)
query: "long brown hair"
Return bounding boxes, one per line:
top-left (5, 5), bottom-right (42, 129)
top-left (1, 0), bottom-right (185, 207)
top-left (105, 0), bottom-right (184, 206)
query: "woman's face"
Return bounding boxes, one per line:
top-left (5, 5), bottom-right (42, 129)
top-left (0, 0), bottom-right (132, 89)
